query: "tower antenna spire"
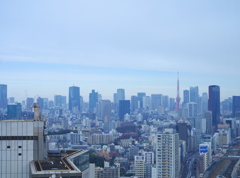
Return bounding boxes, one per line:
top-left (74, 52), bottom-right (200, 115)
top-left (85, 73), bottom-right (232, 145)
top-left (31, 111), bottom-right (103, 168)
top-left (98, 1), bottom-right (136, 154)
top-left (174, 71), bottom-right (181, 112)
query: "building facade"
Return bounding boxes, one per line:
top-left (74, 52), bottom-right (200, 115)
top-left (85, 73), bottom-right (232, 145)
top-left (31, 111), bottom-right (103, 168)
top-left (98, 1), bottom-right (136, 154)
top-left (156, 129), bottom-right (180, 178)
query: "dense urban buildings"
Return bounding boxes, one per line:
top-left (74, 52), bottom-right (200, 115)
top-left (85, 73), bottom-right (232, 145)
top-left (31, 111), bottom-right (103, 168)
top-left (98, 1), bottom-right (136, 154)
top-left (1, 83), bottom-right (240, 178)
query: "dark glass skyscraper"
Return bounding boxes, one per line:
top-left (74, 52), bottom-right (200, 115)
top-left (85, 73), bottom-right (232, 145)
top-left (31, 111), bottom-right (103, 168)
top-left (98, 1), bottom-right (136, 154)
top-left (232, 96), bottom-right (240, 118)
top-left (119, 100), bottom-right (130, 121)
top-left (208, 85), bottom-right (220, 128)
top-left (0, 84), bottom-right (7, 110)
top-left (131, 95), bottom-right (138, 112)
top-left (89, 90), bottom-right (98, 112)
top-left (69, 86), bottom-right (80, 112)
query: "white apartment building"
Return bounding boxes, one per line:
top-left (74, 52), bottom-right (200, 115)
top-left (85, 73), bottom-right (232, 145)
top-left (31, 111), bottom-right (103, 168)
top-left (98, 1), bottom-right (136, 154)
top-left (156, 128), bottom-right (180, 178)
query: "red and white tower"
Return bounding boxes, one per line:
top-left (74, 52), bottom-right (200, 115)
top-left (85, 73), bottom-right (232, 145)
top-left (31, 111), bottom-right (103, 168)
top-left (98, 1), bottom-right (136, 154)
top-left (174, 72), bottom-right (181, 112)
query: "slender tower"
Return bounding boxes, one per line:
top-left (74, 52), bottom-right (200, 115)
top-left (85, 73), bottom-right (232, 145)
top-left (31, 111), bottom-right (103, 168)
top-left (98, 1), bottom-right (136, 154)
top-left (175, 72), bottom-right (181, 112)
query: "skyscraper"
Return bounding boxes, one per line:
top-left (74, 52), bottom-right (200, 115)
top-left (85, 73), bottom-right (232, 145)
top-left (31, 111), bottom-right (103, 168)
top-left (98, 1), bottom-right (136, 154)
top-left (7, 103), bottom-right (22, 120)
top-left (131, 95), bottom-right (138, 112)
top-left (137, 92), bottom-right (146, 108)
top-left (156, 128), bottom-right (180, 178)
top-left (117, 89), bottom-right (125, 103)
top-left (205, 111), bottom-right (212, 135)
top-left (119, 100), bottom-right (130, 121)
top-left (0, 84), bottom-right (7, 110)
top-left (26, 98), bottom-right (34, 111)
top-left (183, 90), bottom-right (189, 105)
top-left (190, 86), bottom-right (199, 103)
top-left (89, 90), bottom-right (98, 112)
top-left (208, 85), bottom-right (220, 128)
top-left (151, 94), bottom-right (162, 110)
top-left (54, 95), bottom-right (62, 107)
top-left (232, 96), bottom-right (240, 118)
top-left (69, 86), bottom-right (80, 112)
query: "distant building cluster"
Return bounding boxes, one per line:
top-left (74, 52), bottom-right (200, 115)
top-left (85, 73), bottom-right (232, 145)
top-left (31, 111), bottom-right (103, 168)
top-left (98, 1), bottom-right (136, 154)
top-left (0, 83), bottom-right (240, 178)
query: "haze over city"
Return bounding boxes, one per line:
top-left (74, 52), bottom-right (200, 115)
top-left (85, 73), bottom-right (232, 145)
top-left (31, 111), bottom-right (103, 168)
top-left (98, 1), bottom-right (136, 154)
top-left (1, 0), bottom-right (240, 101)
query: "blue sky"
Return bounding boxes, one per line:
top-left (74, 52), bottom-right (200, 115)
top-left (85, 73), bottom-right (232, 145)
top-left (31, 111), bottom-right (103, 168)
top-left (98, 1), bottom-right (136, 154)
top-left (0, 0), bottom-right (240, 102)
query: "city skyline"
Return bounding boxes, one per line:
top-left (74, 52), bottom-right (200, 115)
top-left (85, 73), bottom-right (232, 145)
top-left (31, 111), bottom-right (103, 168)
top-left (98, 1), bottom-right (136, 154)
top-left (1, 1), bottom-right (240, 102)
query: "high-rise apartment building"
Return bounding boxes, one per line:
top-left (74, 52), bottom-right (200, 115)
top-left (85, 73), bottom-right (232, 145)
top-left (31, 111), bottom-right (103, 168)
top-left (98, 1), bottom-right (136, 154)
top-left (208, 85), bottom-right (220, 128)
top-left (0, 84), bottom-right (7, 110)
top-left (156, 128), bottom-right (180, 178)
top-left (69, 86), bottom-right (80, 112)
top-left (135, 155), bottom-right (145, 178)
top-left (89, 90), bottom-right (98, 112)
top-left (119, 100), bottom-right (130, 121)
top-left (0, 104), bottom-right (47, 178)
top-left (232, 96), bottom-right (240, 118)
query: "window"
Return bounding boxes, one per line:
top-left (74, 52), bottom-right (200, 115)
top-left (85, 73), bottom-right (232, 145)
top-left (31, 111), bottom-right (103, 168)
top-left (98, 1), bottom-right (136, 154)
top-left (18, 153), bottom-right (22, 156)
top-left (18, 146), bottom-right (22, 148)
top-left (7, 146), bottom-right (10, 148)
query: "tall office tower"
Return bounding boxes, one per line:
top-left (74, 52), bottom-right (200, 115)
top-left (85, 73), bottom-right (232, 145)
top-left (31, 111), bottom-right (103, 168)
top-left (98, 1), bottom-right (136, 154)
top-left (131, 95), bottom-right (138, 112)
top-left (232, 96), bottom-right (240, 117)
top-left (119, 100), bottom-right (130, 121)
top-left (54, 95), bottom-right (62, 107)
top-left (143, 96), bottom-right (151, 110)
top-left (208, 85), bottom-right (220, 128)
top-left (162, 95), bottom-right (169, 109)
top-left (151, 94), bottom-right (162, 110)
top-left (8, 97), bottom-right (15, 103)
top-left (187, 102), bottom-right (197, 118)
top-left (137, 92), bottom-right (146, 108)
top-left (204, 111), bottom-right (212, 135)
top-left (113, 93), bottom-right (117, 104)
top-left (69, 86), bottom-right (80, 112)
top-left (61, 96), bottom-right (66, 105)
top-left (37, 97), bottom-right (44, 112)
top-left (202, 92), bottom-right (208, 113)
top-left (100, 100), bottom-right (112, 122)
top-left (43, 98), bottom-right (48, 109)
top-left (7, 103), bottom-right (22, 120)
top-left (190, 86), bottom-right (199, 104)
top-left (0, 84), bottom-right (7, 110)
top-left (0, 104), bottom-right (47, 178)
top-left (89, 90), bottom-right (98, 112)
top-left (117, 89), bottom-right (125, 103)
top-left (176, 122), bottom-right (191, 152)
top-left (26, 98), bottom-right (34, 111)
top-left (183, 90), bottom-right (189, 105)
top-left (156, 128), bottom-right (180, 178)
top-left (134, 155), bottom-right (145, 178)
top-left (169, 98), bottom-right (175, 111)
